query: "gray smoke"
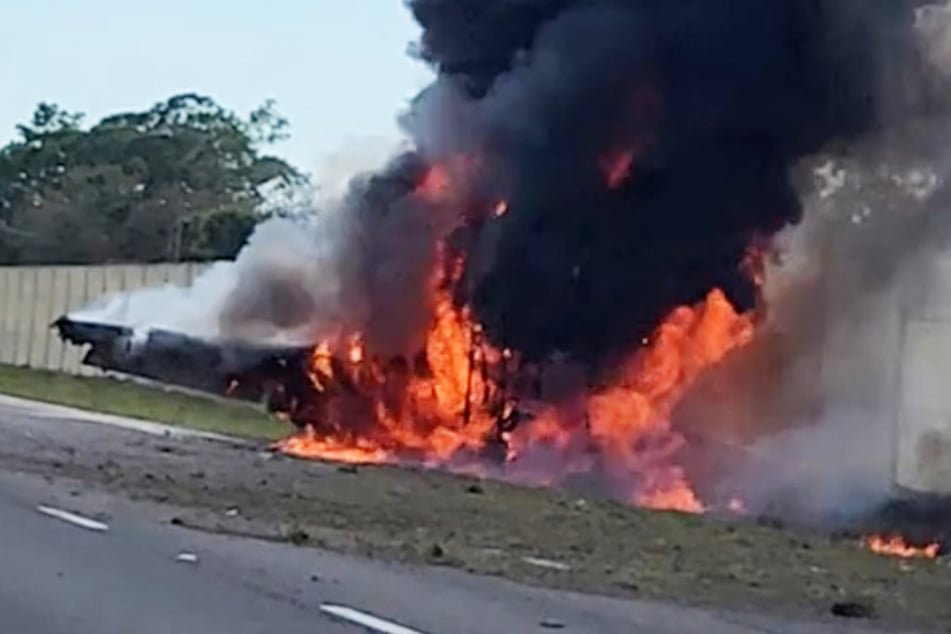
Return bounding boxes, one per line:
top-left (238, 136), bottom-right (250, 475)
top-left (686, 109), bottom-right (951, 523)
top-left (69, 141), bottom-right (411, 347)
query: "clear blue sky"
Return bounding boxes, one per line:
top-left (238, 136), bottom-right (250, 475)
top-left (0, 0), bottom-right (433, 174)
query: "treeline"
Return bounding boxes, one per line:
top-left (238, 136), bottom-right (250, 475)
top-left (0, 94), bottom-right (304, 265)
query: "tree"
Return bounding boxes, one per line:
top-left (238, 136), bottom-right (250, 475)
top-left (0, 93), bottom-right (305, 264)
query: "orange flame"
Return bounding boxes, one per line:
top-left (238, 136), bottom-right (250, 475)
top-left (415, 164), bottom-right (452, 203)
top-left (506, 288), bottom-right (753, 513)
top-left (348, 333), bottom-right (365, 364)
top-left (276, 158), bottom-right (758, 515)
top-left (280, 277), bottom-right (499, 467)
top-left (279, 281), bottom-right (754, 514)
top-left (307, 341), bottom-right (334, 392)
top-left (414, 156), bottom-right (482, 204)
top-left (863, 535), bottom-right (940, 559)
top-left (279, 427), bottom-right (390, 464)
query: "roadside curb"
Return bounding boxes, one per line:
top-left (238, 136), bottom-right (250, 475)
top-left (0, 394), bottom-right (260, 449)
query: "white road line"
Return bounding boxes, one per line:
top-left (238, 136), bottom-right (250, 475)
top-left (319, 604), bottom-right (428, 634)
top-left (36, 505), bottom-right (109, 532)
top-left (522, 556), bottom-right (571, 571)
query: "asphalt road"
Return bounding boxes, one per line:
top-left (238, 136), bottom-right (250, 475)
top-left (0, 395), bottom-right (887, 634)
top-left (0, 473), bottom-right (358, 634)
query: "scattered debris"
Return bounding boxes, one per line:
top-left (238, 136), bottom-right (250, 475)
top-left (175, 552), bottom-right (199, 564)
top-left (614, 580), bottom-right (639, 593)
top-left (522, 556), bottom-right (571, 571)
top-left (287, 529), bottom-right (310, 546)
top-left (337, 464), bottom-right (359, 475)
top-left (831, 600), bottom-right (875, 619)
top-left (830, 529), bottom-right (861, 541)
top-left (756, 515), bottom-right (785, 530)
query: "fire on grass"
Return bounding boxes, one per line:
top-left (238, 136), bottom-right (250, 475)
top-left (863, 535), bottom-right (941, 560)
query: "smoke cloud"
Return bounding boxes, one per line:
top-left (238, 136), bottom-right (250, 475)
top-left (80, 1), bottom-right (937, 369)
top-left (70, 140), bottom-right (410, 347)
top-left (687, 96), bottom-right (951, 521)
top-left (399, 0), bottom-right (937, 374)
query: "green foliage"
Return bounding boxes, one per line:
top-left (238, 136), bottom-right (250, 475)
top-left (0, 93), bottom-right (305, 264)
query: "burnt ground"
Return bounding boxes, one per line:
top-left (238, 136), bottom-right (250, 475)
top-left (1, 405), bottom-right (950, 631)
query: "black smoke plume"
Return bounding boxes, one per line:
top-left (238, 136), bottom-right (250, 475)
top-left (346, 0), bottom-right (932, 374)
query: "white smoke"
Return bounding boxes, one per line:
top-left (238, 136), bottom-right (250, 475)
top-left (69, 216), bottom-right (334, 344)
top-left (312, 135), bottom-right (410, 204)
top-left (69, 139), bottom-right (404, 344)
top-left (916, 1), bottom-right (951, 75)
top-left (732, 408), bottom-right (896, 524)
top-left (702, 139), bottom-right (951, 523)
top-left (691, 6), bottom-right (951, 522)
top-left (69, 260), bottom-right (237, 339)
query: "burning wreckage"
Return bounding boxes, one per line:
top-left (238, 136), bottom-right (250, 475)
top-left (53, 316), bottom-right (317, 412)
top-left (52, 0), bottom-right (951, 556)
top-left (54, 288), bottom-right (755, 485)
top-left (54, 277), bottom-right (761, 519)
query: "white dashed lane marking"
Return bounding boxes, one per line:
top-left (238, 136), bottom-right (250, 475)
top-left (522, 556), bottom-right (571, 571)
top-left (319, 604), bottom-right (429, 634)
top-left (36, 505), bottom-right (109, 532)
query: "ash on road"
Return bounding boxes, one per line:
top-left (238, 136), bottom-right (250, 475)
top-left (0, 397), bottom-right (942, 633)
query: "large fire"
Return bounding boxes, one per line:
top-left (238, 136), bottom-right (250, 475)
top-left (277, 161), bottom-right (757, 513)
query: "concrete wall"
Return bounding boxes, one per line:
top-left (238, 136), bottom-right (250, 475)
top-left (895, 251), bottom-right (951, 495)
top-left (0, 263), bottom-right (209, 376)
top-left (813, 245), bottom-right (951, 496)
